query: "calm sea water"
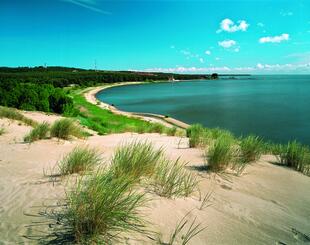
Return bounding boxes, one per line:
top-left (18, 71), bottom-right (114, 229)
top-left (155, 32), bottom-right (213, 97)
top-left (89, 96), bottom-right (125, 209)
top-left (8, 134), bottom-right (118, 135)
top-left (97, 75), bottom-right (310, 145)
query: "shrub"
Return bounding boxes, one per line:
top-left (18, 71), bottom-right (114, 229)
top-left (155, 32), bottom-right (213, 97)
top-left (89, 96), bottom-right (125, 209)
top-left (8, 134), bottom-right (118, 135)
top-left (207, 136), bottom-right (236, 172)
top-left (0, 106), bottom-right (37, 126)
top-left (24, 122), bottom-right (50, 142)
top-left (152, 158), bottom-right (198, 198)
top-left (111, 141), bottom-right (163, 180)
top-left (186, 124), bottom-right (205, 148)
top-left (50, 118), bottom-right (84, 140)
top-left (279, 141), bottom-right (310, 175)
top-left (63, 168), bottom-right (147, 243)
top-left (239, 135), bottom-right (263, 163)
top-left (0, 127), bottom-right (5, 135)
top-left (58, 146), bottom-right (101, 175)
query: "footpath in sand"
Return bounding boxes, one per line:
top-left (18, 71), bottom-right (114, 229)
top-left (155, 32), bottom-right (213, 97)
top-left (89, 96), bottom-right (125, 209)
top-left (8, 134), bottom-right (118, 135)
top-left (0, 111), bottom-right (310, 244)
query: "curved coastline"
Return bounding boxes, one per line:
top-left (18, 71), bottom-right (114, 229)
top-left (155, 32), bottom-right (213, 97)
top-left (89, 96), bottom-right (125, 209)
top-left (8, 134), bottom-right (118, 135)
top-left (84, 82), bottom-right (190, 129)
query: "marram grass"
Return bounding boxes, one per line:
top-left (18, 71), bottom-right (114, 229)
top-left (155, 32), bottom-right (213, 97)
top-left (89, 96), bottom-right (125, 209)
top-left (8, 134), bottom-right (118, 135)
top-left (186, 124), bottom-right (205, 148)
top-left (152, 158), bottom-right (198, 198)
top-left (58, 146), bottom-right (101, 175)
top-left (0, 106), bottom-right (37, 127)
top-left (50, 118), bottom-right (85, 140)
top-left (239, 135), bottom-right (263, 163)
top-left (206, 135), bottom-right (236, 172)
top-left (24, 121), bottom-right (50, 143)
top-left (111, 141), bottom-right (163, 180)
top-left (63, 168), bottom-right (147, 243)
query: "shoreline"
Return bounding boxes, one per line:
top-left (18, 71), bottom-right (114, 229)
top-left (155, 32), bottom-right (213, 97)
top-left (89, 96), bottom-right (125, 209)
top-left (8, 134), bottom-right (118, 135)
top-left (84, 81), bottom-right (190, 129)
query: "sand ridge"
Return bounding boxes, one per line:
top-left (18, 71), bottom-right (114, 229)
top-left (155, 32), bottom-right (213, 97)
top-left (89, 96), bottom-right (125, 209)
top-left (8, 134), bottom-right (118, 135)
top-left (0, 112), bottom-right (310, 244)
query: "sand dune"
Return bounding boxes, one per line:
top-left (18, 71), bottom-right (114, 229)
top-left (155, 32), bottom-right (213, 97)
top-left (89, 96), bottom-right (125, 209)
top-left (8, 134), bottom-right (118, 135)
top-left (0, 112), bottom-right (309, 244)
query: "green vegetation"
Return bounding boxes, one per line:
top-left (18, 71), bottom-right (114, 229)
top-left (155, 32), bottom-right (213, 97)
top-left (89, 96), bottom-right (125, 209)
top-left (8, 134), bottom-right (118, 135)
top-left (152, 158), bottom-right (198, 198)
top-left (157, 213), bottom-right (205, 245)
top-left (0, 127), bottom-right (5, 135)
top-left (239, 135), bottom-right (263, 163)
top-left (71, 93), bottom-right (173, 135)
top-left (63, 168), bottom-right (147, 243)
top-left (166, 127), bottom-right (177, 136)
top-left (206, 136), bottom-right (236, 172)
top-left (0, 106), bottom-right (37, 126)
top-left (50, 118), bottom-right (85, 140)
top-left (24, 122), bottom-right (50, 143)
top-left (278, 141), bottom-right (310, 176)
top-left (111, 141), bottom-right (163, 180)
top-left (186, 124), bottom-right (205, 148)
top-left (58, 146), bottom-right (101, 175)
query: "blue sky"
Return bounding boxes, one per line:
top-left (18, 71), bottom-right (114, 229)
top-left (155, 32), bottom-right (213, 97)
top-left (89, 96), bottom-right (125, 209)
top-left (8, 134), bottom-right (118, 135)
top-left (1, 0), bottom-right (310, 74)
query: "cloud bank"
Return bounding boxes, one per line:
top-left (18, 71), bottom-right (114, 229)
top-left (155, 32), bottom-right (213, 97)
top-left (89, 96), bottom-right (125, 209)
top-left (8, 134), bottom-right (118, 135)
top-left (259, 34), bottom-right (289, 43)
top-left (217, 18), bottom-right (249, 33)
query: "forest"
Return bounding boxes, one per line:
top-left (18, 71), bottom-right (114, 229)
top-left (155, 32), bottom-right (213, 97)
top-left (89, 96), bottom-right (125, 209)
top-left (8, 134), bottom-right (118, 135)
top-left (0, 66), bottom-right (213, 114)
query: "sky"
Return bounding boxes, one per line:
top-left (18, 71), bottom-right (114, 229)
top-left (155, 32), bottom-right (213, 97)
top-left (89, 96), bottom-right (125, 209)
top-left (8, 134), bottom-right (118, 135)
top-left (1, 0), bottom-right (310, 74)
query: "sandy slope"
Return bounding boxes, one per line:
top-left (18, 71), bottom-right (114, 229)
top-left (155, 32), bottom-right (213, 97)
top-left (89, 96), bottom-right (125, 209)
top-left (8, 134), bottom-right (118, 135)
top-left (0, 112), bottom-right (309, 244)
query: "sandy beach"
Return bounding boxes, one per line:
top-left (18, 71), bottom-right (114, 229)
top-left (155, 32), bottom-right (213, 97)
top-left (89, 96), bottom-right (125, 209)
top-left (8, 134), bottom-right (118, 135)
top-left (1, 111), bottom-right (310, 244)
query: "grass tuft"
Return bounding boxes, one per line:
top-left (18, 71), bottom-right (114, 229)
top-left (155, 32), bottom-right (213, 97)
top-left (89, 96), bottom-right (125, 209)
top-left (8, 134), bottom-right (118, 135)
top-left (0, 127), bottom-right (5, 135)
top-left (63, 168), bottom-right (147, 243)
top-left (111, 141), bottom-right (163, 180)
top-left (186, 124), bottom-right (205, 148)
top-left (239, 135), bottom-right (263, 163)
top-left (152, 158), bottom-right (198, 198)
top-left (206, 136), bottom-right (236, 172)
top-left (166, 126), bottom-right (177, 136)
top-left (0, 106), bottom-right (37, 126)
top-left (24, 122), bottom-right (50, 143)
top-left (50, 118), bottom-right (85, 140)
top-left (58, 146), bottom-right (102, 175)
top-left (278, 141), bottom-right (310, 175)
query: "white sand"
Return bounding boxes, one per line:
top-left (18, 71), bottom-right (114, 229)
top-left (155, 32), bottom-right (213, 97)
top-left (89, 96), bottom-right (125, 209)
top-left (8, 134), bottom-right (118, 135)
top-left (0, 112), bottom-right (309, 244)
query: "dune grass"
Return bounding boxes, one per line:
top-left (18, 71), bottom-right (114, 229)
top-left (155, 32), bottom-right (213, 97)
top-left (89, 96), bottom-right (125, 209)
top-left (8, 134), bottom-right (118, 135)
top-left (24, 122), bottom-right (50, 143)
top-left (58, 146), bottom-right (102, 175)
top-left (239, 135), bottom-right (263, 163)
top-left (63, 168), bottom-right (147, 243)
top-left (111, 141), bottom-right (163, 180)
top-left (50, 118), bottom-right (85, 140)
top-left (186, 124), bottom-right (205, 148)
top-left (157, 212), bottom-right (205, 245)
top-left (278, 141), bottom-right (310, 176)
top-left (206, 136), bottom-right (236, 172)
top-left (166, 126), bottom-right (177, 136)
top-left (0, 106), bottom-right (37, 126)
top-left (0, 127), bottom-right (5, 135)
top-left (152, 158), bottom-right (198, 198)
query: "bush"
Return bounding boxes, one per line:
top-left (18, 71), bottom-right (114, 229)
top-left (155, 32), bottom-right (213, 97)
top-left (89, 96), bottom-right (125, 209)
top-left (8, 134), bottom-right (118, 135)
top-left (0, 127), bottom-right (5, 135)
top-left (279, 141), bottom-right (310, 175)
top-left (207, 136), bottom-right (236, 172)
top-left (0, 106), bottom-right (37, 126)
top-left (63, 169), bottom-right (147, 243)
top-left (24, 122), bottom-right (50, 142)
top-left (186, 124), bottom-right (205, 148)
top-left (111, 141), bottom-right (163, 180)
top-left (239, 135), bottom-right (263, 163)
top-left (58, 146), bottom-right (101, 175)
top-left (50, 118), bottom-right (84, 140)
top-left (152, 158), bottom-right (198, 198)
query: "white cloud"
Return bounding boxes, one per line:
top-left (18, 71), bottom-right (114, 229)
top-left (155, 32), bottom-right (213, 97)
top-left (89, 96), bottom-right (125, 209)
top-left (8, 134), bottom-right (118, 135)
top-left (217, 18), bottom-right (249, 33)
top-left (144, 62), bottom-right (310, 74)
top-left (170, 45), bottom-right (175, 49)
top-left (257, 22), bottom-right (264, 27)
top-left (62, 0), bottom-right (110, 14)
top-left (234, 48), bottom-right (240, 52)
top-left (259, 34), bottom-right (289, 43)
top-left (280, 10), bottom-right (293, 17)
top-left (205, 50), bottom-right (211, 55)
top-left (218, 40), bottom-right (236, 48)
top-left (199, 58), bottom-right (205, 63)
top-left (215, 57), bottom-right (220, 61)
